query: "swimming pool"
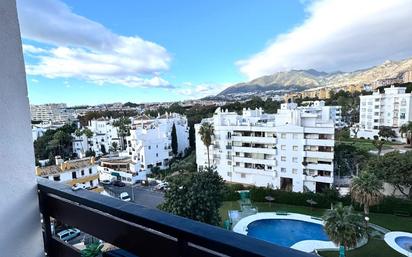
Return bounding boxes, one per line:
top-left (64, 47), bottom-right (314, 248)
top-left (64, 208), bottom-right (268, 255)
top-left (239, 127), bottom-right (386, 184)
top-left (232, 213), bottom-right (338, 252)
top-left (247, 219), bottom-right (330, 247)
top-left (385, 232), bottom-right (412, 256)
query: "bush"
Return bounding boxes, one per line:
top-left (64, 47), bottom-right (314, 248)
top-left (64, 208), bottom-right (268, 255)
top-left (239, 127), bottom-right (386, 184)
top-left (223, 184), bottom-right (412, 215)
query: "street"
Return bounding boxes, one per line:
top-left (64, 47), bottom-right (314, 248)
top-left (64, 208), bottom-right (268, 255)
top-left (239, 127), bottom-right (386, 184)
top-left (103, 183), bottom-right (165, 209)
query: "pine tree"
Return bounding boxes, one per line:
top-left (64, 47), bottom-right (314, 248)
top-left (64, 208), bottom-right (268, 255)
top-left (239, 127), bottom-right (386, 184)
top-left (171, 123), bottom-right (178, 156)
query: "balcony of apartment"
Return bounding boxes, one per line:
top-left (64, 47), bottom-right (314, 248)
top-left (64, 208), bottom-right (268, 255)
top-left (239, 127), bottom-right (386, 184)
top-left (233, 156), bottom-right (277, 166)
top-left (232, 145), bottom-right (276, 155)
top-left (304, 150), bottom-right (334, 159)
top-left (232, 135), bottom-right (277, 144)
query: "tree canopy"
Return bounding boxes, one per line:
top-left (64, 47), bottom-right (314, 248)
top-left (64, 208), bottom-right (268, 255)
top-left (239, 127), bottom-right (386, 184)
top-left (160, 168), bottom-right (225, 225)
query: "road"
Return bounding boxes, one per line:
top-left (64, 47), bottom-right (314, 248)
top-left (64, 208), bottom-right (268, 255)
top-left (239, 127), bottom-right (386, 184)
top-left (103, 183), bottom-right (165, 209)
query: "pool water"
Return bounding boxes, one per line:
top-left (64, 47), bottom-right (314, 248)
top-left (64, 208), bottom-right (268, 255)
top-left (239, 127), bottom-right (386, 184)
top-left (395, 236), bottom-right (412, 253)
top-left (247, 219), bottom-right (330, 247)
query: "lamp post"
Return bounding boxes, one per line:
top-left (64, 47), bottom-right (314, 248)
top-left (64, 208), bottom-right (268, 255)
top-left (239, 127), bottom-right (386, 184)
top-left (364, 216), bottom-right (370, 238)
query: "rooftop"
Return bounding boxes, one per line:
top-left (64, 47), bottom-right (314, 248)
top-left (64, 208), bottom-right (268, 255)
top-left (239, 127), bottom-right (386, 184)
top-left (35, 157), bottom-right (95, 176)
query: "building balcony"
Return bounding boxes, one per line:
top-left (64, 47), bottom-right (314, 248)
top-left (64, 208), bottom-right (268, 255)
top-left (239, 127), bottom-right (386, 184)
top-left (305, 139), bottom-right (334, 147)
top-left (37, 178), bottom-right (310, 257)
top-left (233, 156), bottom-right (277, 166)
top-left (232, 146), bottom-right (276, 155)
top-left (304, 151), bottom-right (334, 159)
top-left (232, 136), bottom-right (277, 144)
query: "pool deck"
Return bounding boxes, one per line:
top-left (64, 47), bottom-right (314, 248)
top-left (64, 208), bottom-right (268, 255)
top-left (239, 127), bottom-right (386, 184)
top-left (384, 231), bottom-right (412, 256)
top-left (232, 212), bottom-right (338, 253)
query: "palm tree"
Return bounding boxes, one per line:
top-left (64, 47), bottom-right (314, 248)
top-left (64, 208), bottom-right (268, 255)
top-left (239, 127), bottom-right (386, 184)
top-left (350, 171), bottom-right (383, 216)
top-left (198, 122), bottom-right (214, 169)
top-left (400, 121), bottom-right (412, 146)
top-left (323, 203), bottom-right (366, 257)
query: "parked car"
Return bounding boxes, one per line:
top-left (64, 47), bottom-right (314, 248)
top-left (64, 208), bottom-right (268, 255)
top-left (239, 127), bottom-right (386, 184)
top-left (71, 183), bottom-right (90, 191)
top-left (101, 179), bottom-right (112, 185)
top-left (154, 182), bottom-right (169, 191)
top-left (57, 228), bottom-right (80, 242)
top-left (112, 180), bottom-right (125, 187)
top-left (119, 192), bottom-right (131, 202)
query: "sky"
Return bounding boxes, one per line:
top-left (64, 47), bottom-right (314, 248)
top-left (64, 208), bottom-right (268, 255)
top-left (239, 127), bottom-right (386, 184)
top-left (17, 0), bottom-right (412, 106)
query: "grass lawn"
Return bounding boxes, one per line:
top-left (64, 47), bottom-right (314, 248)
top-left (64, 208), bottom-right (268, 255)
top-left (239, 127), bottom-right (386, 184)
top-left (220, 201), bottom-right (412, 257)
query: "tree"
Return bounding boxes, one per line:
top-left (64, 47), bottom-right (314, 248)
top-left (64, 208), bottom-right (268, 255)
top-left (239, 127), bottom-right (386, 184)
top-left (85, 150), bottom-right (96, 157)
top-left (351, 124), bottom-right (360, 139)
top-left (350, 171), bottom-right (383, 216)
top-left (366, 151), bottom-right (412, 198)
top-left (81, 242), bottom-right (103, 257)
top-left (171, 123), bottom-right (178, 156)
top-left (74, 128), bottom-right (83, 137)
top-left (198, 122), bottom-right (214, 169)
top-left (113, 117), bottom-right (131, 150)
top-left (372, 135), bottom-right (385, 156)
top-left (110, 142), bottom-right (118, 152)
top-left (83, 128), bottom-right (94, 139)
top-left (323, 203), bottom-right (366, 257)
top-left (400, 121), bottom-right (412, 146)
top-left (378, 126), bottom-right (396, 140)
top-left (160, 167), bottom-right (225, 225)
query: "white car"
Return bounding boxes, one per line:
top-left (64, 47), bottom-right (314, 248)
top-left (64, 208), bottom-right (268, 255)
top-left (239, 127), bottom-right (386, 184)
top-left (71, 183), bottom-right (89, 191)
top-left (155, 182), bottom-right (169, 191)
top-left (57, 228), bottom-right (80, 241)
top-left (119, 192), bottom-right (131, 202)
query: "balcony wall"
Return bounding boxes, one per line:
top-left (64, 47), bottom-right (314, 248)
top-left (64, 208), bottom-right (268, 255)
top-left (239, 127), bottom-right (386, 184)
top-left (0, 0), bottom-right (44, 255)
top-left (232, 136), bottom-right (277, 144)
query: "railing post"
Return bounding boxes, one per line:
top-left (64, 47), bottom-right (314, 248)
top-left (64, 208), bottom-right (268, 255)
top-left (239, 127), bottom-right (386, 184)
top-left (38, 190), bottom-right (53, 256)
top-left (178, 236), bottom-right (189, 257)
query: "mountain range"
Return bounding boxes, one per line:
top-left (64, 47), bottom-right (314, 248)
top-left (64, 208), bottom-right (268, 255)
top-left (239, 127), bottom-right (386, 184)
top-left (217, 58), bottom-right (412, 96)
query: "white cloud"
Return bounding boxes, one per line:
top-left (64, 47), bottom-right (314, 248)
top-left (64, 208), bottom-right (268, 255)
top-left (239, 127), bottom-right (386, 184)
top-left (17, 0), bottom-right (171, 88)
top-left (237, 0), bottom-right (412, 79)
top-left (31, 79), bottom-right (39, 83)
top-left (176, 82), bottom-right (234, 98)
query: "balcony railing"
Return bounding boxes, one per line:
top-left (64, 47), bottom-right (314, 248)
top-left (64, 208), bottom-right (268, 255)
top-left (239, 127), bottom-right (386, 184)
top-left (37, 178), bottom-right (311, 257)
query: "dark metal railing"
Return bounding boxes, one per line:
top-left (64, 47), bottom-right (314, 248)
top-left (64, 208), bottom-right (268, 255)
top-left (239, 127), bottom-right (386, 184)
top-left (37, 178), bottom-right (313, 257)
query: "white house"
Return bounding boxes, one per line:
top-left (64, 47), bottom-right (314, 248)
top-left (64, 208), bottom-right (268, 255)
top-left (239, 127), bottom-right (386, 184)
top-left (126, 113), bottom-right (190, 172)
top-left (72, 118), bottom-right (121, 157)
top-left (195, 104), bottom-right (335, 193)
top-left (35, 156), bottom-right (102, 192)
top-left (351, 86), bottom-right (412, 141)
top-left (98, 155), bottom-right (147, 184)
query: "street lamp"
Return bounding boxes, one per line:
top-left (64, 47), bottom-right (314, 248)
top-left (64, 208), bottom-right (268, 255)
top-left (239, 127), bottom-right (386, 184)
top-left (364, 216), bottom-right (370, 238)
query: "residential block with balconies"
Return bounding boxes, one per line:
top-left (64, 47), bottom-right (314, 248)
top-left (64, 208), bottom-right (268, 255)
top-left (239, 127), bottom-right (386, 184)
top-left (195, 104), bottom-right (335, 193)
top-left (126, 112), bottom-right (190, 172)
top-left (351, 85), bottom-right (412, 142)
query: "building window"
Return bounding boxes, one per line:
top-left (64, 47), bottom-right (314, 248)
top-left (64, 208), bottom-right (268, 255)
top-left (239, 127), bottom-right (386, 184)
top-left (72, 171), bottom-right (77, 179)
top-left (293, 146), bottom-right (298, 151)
top-left (148, 146), bottom-right (151, 150)
top-left (292, 157), bottom-right (298, 163)
top-left (227, 161), bottom-right (232, 165)
top-left (281, 133), bottom-right (286, 139)
top-left (227, 172), bottom-right (232, 177)
top-left (281, 145), bottom-right (286, 150)
top-left (81, 170), bottom-right (85, 176)
top-left (156, 153), bottom-right (158, 157)
top-left (89, 168), bottom-right (92, 174)
top-left (53, 175), bottom-right (60, 181)
top-left (292, 168), bottom-right (298, 174)
top-left (90, 180), bottom-right (94, 187)
top-left (400, 113), bottom-right (406, 119)
top-left (281, 168), bottom-right (286, 172)
top-left (281, 156), bottom-right (286, 161)
top-left (156, 145), bottom-right (158, 148)
top-left (241, 173), bottom-right (246, 178)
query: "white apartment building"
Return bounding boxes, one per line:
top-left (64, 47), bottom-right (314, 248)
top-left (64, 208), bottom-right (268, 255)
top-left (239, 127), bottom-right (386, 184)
top-left (126, 113), bottom-right (190, 172)
top-left (72, 118), bottom-right (121, 158)
top-left (98, 155), bottom-right (147, 184)
top-left (352, 86), bottom-right (412, 141)
top-left (298, 101), bottom-right (344, 128)
top-left (30, 103), bottom-right (75, 122)
top-left (195, 105), bottom-right (335, 193)
top-left (35, 156), bottom-right (102, 192)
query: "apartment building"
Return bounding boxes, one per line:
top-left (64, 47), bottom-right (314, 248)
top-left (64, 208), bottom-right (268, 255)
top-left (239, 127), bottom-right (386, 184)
top-left (195, 105), bottom-right (335, 193)
top-left (298, 101), bottom-right (344, 127)
top-left (30, 103), bottom-right (75, 122)
top-left (35, 156), bottom-right (101, 192)
top-left (72, 118), bottom-right (121, 157)
top-left (98, 155), bottom-right (147, 184)
top-left (126, 113), bottom-right (190, 172)
top-left (352, 86), bottom-right (412, 141)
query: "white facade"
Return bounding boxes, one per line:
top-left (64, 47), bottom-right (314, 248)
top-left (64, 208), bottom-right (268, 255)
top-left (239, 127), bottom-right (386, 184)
top-left (126, 113), bottom-right (190, 172)
top-left (195, 105), bottom-right (335, 193)
top-left (30, 103), bottom-right (75, 122)
top-left (298, 101), bottom-right (344, 127)
top-left (32, 121), bottom-right (66, 141)
top-left (35, 157), bottom-right (100, 191)
top-left (352, 86), bottom-right (412, 141)
top-left (98, 156), bottom-right (147, 184)
top-left (72, 118), bottom-right (120, 157)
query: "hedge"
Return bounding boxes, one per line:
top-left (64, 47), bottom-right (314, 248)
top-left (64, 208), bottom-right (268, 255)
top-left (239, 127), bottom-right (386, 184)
top-left (223, 184), bottom-right (412, 216)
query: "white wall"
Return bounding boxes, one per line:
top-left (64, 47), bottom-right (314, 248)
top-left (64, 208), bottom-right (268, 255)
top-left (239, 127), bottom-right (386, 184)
top-left (0, 0), bottom-right (44, 256)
